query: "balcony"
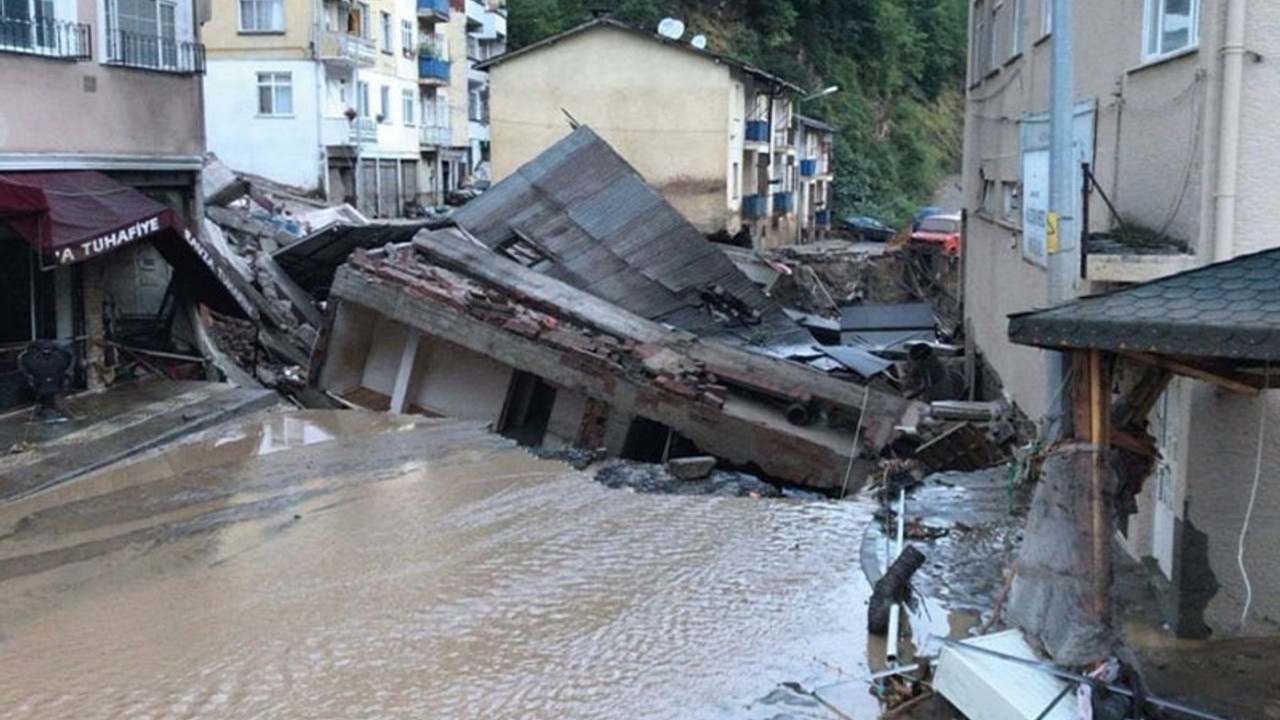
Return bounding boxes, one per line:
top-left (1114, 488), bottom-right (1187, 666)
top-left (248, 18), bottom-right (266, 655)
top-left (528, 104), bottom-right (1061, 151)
top-left (105, 30), bottom-right (205, 74)
top-left (419, 57), bottom-right (450, 85)
top-left (0, 16), bottom-right (90, 59)
top-left (742, 194), bottom-right (768, 219)
top-left (417, 0), bottom-right (450, 21)
top-left (318, 31), bottom-right (376, 67)
top-left (744, 120), bottom-right (769, 144)
top-left (420, 124), bottom-right (451, 147)
top-left (350, 117), bottom-right (378, 143)
top-left (799, 158), bottom-right (817, 177)
top-left (772, 192), bottom-right (794, 215)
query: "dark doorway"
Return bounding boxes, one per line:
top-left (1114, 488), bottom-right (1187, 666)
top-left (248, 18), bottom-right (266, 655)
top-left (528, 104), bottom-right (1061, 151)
top-left (621, 416), bottom-right (697, 463)
top-left (498, 370), bottom-right (557, 446)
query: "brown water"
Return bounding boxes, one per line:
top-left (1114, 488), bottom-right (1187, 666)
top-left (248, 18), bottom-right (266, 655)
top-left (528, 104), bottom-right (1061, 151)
top-left (0, 410), bottom-right (950, 720)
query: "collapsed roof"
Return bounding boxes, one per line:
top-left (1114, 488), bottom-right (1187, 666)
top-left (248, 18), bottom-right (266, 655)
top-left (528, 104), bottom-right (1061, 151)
top-left (450, 125), bottom-right (814, 355)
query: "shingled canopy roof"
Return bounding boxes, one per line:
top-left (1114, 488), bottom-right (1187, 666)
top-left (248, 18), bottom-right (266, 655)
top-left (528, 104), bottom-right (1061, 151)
top-left (1009, 247), bottom-right (1280, 387)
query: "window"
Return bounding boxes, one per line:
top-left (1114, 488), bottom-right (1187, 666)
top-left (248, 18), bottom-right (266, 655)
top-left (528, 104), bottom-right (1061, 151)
top-left (257, 71), bottom-right (293, 116)
top-left (239, 0), bottom-right (282, 32)
top-left (402, 88), bottom-right (416, 125)
top-left (400, 19), bottom-right (413, 55)
top-left (1144, 0), bottom-right (1198, 61)
top-left (1040, 0), bottom-right (1051, 37)
top-left (357, 80), bottom-right (370, 117)
top-left (379, 84), bottom-right (390, 123)
top-left (971, 0), bottom-right (992, 80)
top-left (0, 0), bottom-right (60, 52)
top-left (1010, 0), bottom-right (1024, 56)
top-left (1001, 181), bottom-right (1021, 223)
top-left (989, 0), bottom-right (1003, 70)
top-left (378, 10), bottom-right (391, 52)
top-left (106, 0), bottom-right (194, 72)
top-left (357, 2), bottom-right (370, 37)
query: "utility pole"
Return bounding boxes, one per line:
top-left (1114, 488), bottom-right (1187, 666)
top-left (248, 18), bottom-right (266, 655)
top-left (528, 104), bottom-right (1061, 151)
top-left (1044, 0), bottom-right (1077, 440)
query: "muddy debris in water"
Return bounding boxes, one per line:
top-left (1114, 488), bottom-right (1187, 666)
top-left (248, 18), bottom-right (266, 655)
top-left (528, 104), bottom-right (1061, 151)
top-left (594, 459), bottom-right (784, 497)
top-left (533, 445), bottom-right (606, 470)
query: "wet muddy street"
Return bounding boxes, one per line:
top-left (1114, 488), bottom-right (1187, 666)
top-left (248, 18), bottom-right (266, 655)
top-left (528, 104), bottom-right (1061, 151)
top-left (0, 409), bottom-right (939, 719)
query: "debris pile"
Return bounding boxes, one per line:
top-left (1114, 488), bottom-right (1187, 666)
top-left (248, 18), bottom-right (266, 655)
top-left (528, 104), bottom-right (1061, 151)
top-left (198, 154), bottom-right (388, 395)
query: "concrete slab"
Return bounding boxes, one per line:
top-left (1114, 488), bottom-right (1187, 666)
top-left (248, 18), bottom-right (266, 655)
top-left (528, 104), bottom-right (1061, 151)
top-left (0, 379), bottom-right (279, 503)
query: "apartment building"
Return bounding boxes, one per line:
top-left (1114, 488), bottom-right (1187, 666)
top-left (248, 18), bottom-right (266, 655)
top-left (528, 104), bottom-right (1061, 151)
top-left (201, 0), bottom-right (502, 215)
top-left (795, 115), bottom-right (836, 242)
top-left (480, 18), bottom-right (809, 250)
top-left (0, 0), bottom-right (258, 409)
top-left (962, 0), bottom-right (1280, 637)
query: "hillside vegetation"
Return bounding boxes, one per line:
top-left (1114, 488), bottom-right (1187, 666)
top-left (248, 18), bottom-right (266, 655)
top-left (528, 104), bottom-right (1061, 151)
top-left (507, 0), bottom-right (967, 225)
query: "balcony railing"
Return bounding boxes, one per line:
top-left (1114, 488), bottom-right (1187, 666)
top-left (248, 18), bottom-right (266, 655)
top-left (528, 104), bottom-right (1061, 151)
top-left (417, 0), bottom-right (450, 21)
top-left (419, 57), bottom-right (450, 84)
top-left (742, 194), bottom-right (768, 219)
top-left (105, 29), bottom-right (205, 74)
top-left (0, 15), bottom-right (90, 59)
top-left (420, 124), bottom-right (451, 146)
top-left (350, 117), bottom-right (378, 143)
top-left (318, 31), bottom-right (376, 66)
top-left (772, 191), bottom-right (794, 215)
top-left (744, 120), bottom-right (769, 143)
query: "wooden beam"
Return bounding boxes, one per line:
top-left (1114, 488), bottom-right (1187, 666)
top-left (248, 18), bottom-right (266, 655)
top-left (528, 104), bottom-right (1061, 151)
top-left (1069, 350), bottom-right (1092, 441)
top-left (1114, 366), bottom-right (1173, 428)
top-left (1117, 350), bottom-right (1261, 396)
top-left (1109, 428), bottom-right (1159, 458)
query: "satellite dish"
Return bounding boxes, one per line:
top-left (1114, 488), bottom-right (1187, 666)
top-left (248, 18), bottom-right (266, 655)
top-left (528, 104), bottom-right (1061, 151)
top-left (657, 17), bottom-right (685, 40)
top-left (690, 34), bottom-right (707, 49)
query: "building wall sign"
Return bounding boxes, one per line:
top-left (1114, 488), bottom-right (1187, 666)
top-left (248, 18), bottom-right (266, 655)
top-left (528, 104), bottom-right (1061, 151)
top-left (1019, 100), bottom-right (1097, 267)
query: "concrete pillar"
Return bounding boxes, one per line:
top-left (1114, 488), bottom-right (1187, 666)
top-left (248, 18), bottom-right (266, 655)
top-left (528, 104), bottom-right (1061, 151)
top-left (54, 265), bottom-right (73, 341)
top-left (82, 263), bottom-right (108, 390)
top-left (389, 330), bottom-right (420, 414)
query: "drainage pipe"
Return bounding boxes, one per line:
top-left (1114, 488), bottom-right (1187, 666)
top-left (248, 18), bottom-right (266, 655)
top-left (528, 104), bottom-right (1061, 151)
top-left (886, 488), bottom-right (907, 664)
top-left (1213, 0), bottom-right (1247, 262)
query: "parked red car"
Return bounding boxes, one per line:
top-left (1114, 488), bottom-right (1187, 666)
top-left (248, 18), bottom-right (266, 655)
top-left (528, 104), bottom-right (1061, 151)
top-left (909, 213), bottom-right (961, 256)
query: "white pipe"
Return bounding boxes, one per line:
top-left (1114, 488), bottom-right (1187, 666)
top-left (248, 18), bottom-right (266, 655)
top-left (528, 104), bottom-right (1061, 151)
top-left (885, 488), bottom-right (907, 664)
top-left (1213, 0), bottom-right (1247, 262)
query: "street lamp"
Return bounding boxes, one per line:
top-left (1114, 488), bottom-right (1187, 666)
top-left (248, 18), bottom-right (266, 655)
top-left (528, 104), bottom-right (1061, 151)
top-left (801, 85), bottom-right (839, 102)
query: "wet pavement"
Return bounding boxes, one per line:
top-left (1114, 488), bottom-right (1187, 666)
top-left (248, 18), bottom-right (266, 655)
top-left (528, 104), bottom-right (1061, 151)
top-left (0, 407), bottom-right (950, 720)
top-left (0, 379), bottom-right (278, 501)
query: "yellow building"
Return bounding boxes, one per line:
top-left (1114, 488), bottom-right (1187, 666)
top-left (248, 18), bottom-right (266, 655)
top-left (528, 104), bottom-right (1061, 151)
top-left (480, 18), bottom-right (809, 250)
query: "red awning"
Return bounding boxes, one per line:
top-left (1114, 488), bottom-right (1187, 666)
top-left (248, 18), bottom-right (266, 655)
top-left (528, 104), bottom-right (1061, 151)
top-left (0, 171), bottom-right (256, 319)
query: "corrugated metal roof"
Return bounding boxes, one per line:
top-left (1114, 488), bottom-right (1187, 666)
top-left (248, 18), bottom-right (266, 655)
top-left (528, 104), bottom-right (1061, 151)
top-left (272, 221), bottom-right (441, 296)
top-left (451, 126), bottom-right (813, 350)
top-left (839, 302), bottom-right (936, 331)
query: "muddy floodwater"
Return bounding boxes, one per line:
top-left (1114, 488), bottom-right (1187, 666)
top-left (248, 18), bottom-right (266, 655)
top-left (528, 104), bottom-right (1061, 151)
top-left (0, 409), bottom-right (954, 719)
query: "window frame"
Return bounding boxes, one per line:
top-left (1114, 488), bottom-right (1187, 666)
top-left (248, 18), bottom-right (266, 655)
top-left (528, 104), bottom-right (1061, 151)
top-left (400, 19), bottom-right (413, 56)
top-left (256, 70), bottom-right (294, 117)
top-left (378, 10), bottom-right (391, 53)
top-left (238, 0), bottom-right (283, 34)
top-left (402, 88), bottom-right (416, 126)
top-left (1142, 0), bottom-right (1199, 63)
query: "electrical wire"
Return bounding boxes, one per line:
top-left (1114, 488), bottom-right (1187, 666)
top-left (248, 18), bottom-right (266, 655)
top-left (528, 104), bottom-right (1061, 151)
top-left (1237, 362), bottom-right (1268, 629)
top-left (839, 387), bottom-right (871, 498)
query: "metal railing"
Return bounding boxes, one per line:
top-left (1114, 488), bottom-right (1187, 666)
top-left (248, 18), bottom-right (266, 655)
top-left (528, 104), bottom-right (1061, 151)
top-left (419, 124), bottom-right (451, 146)
top-left (0, 15), bottom-right (90, 59)
top-left (318, 30), bottom-right (376, 66)
top-left (105, 29), bottom-right (205, 73)
top-left (350, 117), bottom-right (378, 142)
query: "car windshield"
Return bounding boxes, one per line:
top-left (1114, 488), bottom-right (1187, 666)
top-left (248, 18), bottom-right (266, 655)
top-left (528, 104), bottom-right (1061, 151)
top-left (918, 217), bottom-right (959, 233)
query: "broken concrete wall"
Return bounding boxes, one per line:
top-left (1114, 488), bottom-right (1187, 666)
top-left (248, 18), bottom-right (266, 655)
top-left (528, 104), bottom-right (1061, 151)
top-left (545, 390), bottom-right (590, 450)
top-left (319, 247), bottom-right (891, 489)
top-left (407, 336), bottom-right (513, 421)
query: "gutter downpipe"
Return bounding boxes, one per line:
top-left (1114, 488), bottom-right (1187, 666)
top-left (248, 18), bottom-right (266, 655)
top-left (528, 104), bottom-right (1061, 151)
top-left (1213, 0), bottom-right (1247, 263)
top-left (313, 0), bottom-right (330, 202)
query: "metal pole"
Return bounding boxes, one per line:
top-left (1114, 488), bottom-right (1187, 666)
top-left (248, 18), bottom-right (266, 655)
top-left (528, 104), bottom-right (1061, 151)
top-left (886, 488), bottom-right (907, 664)
top-left (1044, 0), bottom-right (1076, 440)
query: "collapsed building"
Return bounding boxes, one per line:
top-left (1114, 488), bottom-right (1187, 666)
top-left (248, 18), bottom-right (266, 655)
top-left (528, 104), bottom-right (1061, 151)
top-left (310, 127), bottom-right (915, 490)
